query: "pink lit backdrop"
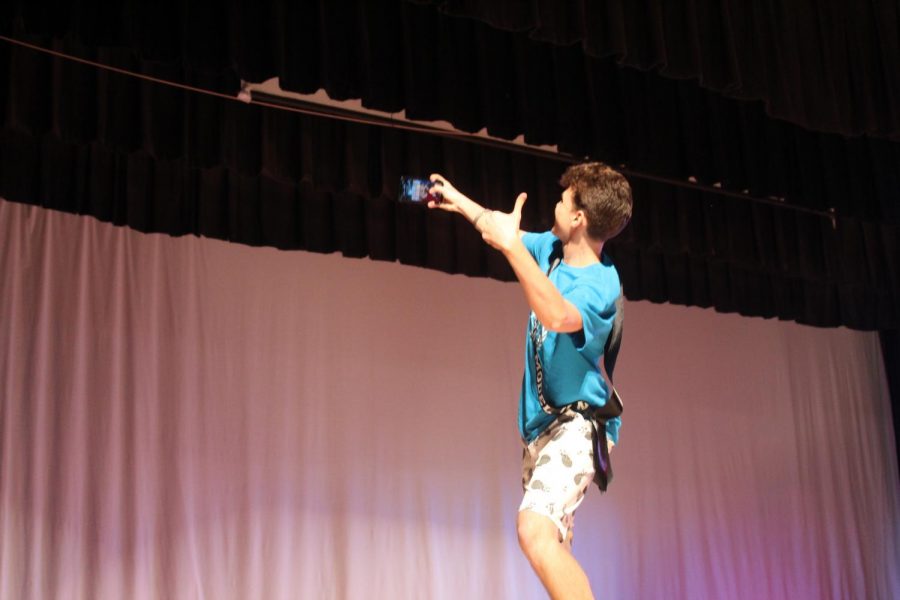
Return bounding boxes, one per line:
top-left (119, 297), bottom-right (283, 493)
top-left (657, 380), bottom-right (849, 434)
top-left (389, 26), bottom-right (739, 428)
top-left (1, 197), bottom-right (898, 599)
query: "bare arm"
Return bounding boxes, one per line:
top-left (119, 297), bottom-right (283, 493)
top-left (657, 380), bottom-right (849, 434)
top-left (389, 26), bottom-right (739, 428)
top-left (428, 174), bottom-right (582, 333)
top-left (501, 238), bottom-right (583, 333)
top-left (426, 173), bottom-right (489, 226)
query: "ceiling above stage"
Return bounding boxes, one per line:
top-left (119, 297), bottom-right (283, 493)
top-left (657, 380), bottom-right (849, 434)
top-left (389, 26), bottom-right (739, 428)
top-left (0, 0), bottom-right (898, 330)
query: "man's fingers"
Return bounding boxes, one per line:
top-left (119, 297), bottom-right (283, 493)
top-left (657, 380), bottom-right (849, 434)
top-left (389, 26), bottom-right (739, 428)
top-left (428, 199), bottom-right (454, 211)
top-left (513, 192), bottom-right (527, 217)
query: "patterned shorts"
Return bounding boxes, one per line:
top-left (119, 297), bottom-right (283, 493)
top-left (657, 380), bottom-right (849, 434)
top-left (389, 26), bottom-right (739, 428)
top-left (519, 412), bottom-right (595, 544)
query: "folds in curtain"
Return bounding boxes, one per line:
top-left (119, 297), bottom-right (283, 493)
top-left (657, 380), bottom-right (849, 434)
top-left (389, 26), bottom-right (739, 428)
top-left (1, 128), bottom-right (897, 331)
top-left (410, 0), bottom-right (900, 140)
top-left (1, 39), bottom-right (899, 330)
top-left (5, 0), bottom-right (900, 140)
top-left (3, 5), bottom-right (900, 225)
top-left (1, 197), bottom-right (898, 599)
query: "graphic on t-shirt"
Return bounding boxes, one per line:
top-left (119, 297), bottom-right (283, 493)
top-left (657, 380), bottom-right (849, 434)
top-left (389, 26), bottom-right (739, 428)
top-left (529, 312), bottom-right (548, 350)
top-left (529, 311), bottom-right (555, 415)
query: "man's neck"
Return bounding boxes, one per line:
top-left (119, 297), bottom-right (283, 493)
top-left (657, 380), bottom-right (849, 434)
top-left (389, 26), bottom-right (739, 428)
top-left (562, 236), bottom-right (603, 267)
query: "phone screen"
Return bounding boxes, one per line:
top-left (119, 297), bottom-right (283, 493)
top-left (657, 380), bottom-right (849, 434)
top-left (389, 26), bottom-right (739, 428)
top-left (398, 177), bottom-right (440, 203)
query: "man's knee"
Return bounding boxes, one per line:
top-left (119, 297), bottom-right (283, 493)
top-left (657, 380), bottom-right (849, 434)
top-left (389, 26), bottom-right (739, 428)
top-left (517, 510), bottom-right (559, 558)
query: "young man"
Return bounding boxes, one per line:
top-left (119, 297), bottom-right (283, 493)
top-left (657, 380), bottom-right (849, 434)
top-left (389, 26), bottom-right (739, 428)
top-left (427, 162), bottom-right (632, 600)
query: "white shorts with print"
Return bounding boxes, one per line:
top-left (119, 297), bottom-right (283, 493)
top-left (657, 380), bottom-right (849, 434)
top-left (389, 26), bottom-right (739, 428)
top-left (519, 412), bottom-right (595, 543)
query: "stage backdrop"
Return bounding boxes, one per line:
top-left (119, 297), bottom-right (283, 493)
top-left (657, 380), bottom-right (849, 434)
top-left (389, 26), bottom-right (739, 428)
top-left (1, 197), bottom-right (898, 600)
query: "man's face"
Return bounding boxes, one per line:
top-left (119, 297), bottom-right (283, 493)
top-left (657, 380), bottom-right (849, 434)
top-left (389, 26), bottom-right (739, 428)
top-left (552, 187), bottom-right (579, 239)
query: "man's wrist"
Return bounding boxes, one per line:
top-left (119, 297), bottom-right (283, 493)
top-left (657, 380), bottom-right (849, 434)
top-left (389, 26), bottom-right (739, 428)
top-left (472, 208), bottom-right (491, 230)
top-left (500, 234), bottom-right (527, 256)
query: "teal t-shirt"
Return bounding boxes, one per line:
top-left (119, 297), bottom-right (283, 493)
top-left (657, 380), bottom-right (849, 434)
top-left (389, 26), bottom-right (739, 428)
top-left (519, 232), bottom-right (622, 444)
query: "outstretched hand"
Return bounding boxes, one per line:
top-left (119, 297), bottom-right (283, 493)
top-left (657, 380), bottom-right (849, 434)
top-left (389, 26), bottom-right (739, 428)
top-left (478, 192), bottom-right (527, 252)
top-left (426, 173), bottom-right (527, 253)
top-left (426, 173), bottom-right (466, 213)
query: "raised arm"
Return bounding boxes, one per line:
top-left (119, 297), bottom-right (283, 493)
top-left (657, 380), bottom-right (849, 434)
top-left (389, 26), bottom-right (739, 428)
top-left (428, 175), bottom-right (582, 333)
top-left (501, 235), bottom-right (583, 333)
top-left (426, 173), bottom-right (490, 226)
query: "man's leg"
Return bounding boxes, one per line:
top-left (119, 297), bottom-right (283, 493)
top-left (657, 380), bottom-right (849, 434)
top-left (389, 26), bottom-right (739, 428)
top-left (517, 509), bottom-right (594, 600)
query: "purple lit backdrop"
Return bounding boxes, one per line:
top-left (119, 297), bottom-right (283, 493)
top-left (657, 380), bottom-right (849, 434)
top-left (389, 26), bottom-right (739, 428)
top-left (1, 197), bottom-right (898, 599)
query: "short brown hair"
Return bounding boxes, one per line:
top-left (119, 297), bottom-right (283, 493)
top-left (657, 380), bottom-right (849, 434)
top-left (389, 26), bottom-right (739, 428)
top-left (559, 162), bottom-right (632, 241)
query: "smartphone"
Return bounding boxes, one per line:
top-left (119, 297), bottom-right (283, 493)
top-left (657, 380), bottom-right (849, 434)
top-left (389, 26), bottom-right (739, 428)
top-left (398, 176), bottom-right (441, 204)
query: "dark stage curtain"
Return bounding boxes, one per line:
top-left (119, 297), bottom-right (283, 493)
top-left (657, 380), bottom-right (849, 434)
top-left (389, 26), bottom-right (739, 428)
top-left (1, 39), bottom-right (898, 332)
top-left (882, 330), bottom-right (900, 476)
top-left (410, 0), bottom-right (900, 141)
top-left (2, 3), bottom-right (900, 226)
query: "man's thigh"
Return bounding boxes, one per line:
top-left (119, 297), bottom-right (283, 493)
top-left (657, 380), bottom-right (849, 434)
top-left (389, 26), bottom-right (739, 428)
top-left (520, 413), bottom-right (595, 543)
